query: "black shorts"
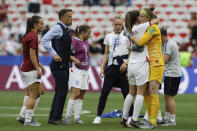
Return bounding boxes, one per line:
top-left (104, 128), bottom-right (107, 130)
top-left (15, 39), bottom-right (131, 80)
top-left (164, 76), bottom-right (181, 96)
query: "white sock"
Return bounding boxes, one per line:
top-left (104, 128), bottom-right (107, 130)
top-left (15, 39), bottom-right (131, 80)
top-left (132, 95), bottom-right (144, 121)
top-left (32, 97), bottom-right (41, 117)
top-left (25, 109), bottom-right (33, 122)
top-left (19, 106), bottom-right (26, 118)
top-left (74, 99), bottom-right (83, 120)
top-left (170, 114), bottom-right (175, 122)
top-left (164, 112), bottom-right (170, 120)
top-left (19, 95), bottom-right (28, 117)
top-left (66, 99), bottom-right (76, 117)
top-left (122, 94), bottom-right (134, 119)
top-left (157, 109), bottom-right (162, 121)
top-left (144, 111), bottom-right (148, 120)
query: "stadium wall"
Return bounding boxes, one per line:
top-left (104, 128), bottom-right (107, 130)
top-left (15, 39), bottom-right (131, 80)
top-left (0, 56), bottom-right (197, 94)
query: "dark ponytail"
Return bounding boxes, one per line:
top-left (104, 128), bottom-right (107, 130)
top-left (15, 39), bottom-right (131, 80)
top-left (23, 15), bottom-right (42, 38)
top-left (75, 26), bottom-right (80, 37)
top-left (125, 10), bottom-right (140, 33)
top-left (149, 7), bottom-right (155, 12)
top-left (160, 27), bottom-right (168, 36)
top-left (74, 25), bottom-right (90, 37)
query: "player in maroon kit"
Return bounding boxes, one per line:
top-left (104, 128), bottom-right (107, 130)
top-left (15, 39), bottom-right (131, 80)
top-left (17, 15), bottom-right (44, 126)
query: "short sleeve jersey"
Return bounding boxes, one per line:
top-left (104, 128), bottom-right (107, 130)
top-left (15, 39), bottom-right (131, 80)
top-left (21, 31), bottom-right (39, 72)
top-left (162, 39), bottom-right (182, 77)
top-left (104, 31), bottom-right (130, 66)
top-left (129, 22), bottom-right (150, 63)
top-left (71, 37), bottom-right (89, 70)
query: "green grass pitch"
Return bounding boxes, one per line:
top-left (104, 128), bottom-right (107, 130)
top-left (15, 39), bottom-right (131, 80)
top-left (0, 91), bottom-right (197, 131)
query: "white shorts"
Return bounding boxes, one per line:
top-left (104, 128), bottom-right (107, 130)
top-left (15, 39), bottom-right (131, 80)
top-left (69, 67), bottom-right (89, 90)
top-left (128, 62), bottom-right (149, 86)
top-left (21, 70), bottom-right (41, 88)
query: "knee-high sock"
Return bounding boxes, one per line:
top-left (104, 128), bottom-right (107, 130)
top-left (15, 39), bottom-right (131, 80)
top-left (122, 94), bottom-right (134, 119)
top-left (164, 112), bottom-right (170, 120)
top-left (19, 95), bottom-right (28, 118)
top-left (144, 95), bottom-right (151, 121)
top-left (170, 114), bottom-right (175, 122)
top-left (74, 99), bottom-right (83, 119)
top-left (32, 96), bottom-right (41, 117)
top-left (132, 95), bottom-right (144, 121)
top-left (150, 94), bottom-right (160, 125)
top-left (25, 109), bottom-right (33, 122)
top-left (66, 99), bottom-right (76, 117)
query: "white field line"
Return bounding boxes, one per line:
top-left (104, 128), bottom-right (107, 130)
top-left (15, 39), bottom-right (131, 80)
top-left (0, 106), bottom-right (196, 119)
top-left (0, 106), bottom-right (50, 110)
top-left (0, 106), bottom-right (93, 117)
top-left (0, 113), bottom-right (95, 118)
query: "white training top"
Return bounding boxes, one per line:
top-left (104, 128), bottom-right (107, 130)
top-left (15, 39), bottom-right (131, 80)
top-left (129, 22), bottom-right (150, 64)
top-left (104, 31), bottom-right (130, 66)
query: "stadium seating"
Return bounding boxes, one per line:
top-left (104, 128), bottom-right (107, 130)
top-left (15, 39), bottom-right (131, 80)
top-left (90, 6), bottom-right (102, 15)
top-left (167, 28), bottom-right (176, 39)
top-left (92, 27), bottom-right (104, 41)
top-left (101, 6), bottom-right (113, 15)
top-left (114, 6), bottom-right (128, 15)
top-left (147, 0), bottom-right (158, 7)
top-left (4, 0), bottom-right (195, 44)
top-left (171, 0), bottom-right (181, 8)
top-left (132, 0), bottom-right (145, 10)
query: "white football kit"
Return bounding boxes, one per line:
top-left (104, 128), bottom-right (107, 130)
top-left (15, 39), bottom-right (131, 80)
top-left (128, 22), bottom-right (150, 86)
top-left (69, 64), bottom-right (89, 90)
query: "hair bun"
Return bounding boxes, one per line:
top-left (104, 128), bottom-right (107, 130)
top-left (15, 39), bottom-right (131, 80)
top-left (27, 17), bottom-right (32, 24)
top-left (27, 17), bottom-right (31, 21)
top-left (150, 7), bottom-right (155, 12)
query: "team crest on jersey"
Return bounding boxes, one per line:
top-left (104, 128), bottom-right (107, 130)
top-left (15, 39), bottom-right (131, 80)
top-left (149, 28), bottom-right (155, 34)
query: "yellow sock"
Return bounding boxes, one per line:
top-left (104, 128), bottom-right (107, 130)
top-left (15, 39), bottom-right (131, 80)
top-left (144, 95), bottom-right (151, 121)
top-left (150, 94), bottom-right (160, 125)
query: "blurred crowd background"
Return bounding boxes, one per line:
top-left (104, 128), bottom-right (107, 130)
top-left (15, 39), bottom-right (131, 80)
top-left (0, 0), bottom-right (197, 66)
